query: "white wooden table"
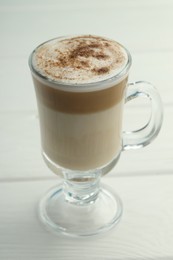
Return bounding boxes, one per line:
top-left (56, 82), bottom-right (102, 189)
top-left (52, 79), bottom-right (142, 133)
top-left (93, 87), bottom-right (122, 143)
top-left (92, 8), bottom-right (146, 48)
top-left (1, 1), bottom-right (173, 259)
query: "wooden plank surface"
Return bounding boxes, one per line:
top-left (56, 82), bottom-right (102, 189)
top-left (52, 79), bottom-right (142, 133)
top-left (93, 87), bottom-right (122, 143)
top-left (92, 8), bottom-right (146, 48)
top-left (0, 175), bottom-right (173, 260)
top-left (0, 0), bottom-right (173, 57)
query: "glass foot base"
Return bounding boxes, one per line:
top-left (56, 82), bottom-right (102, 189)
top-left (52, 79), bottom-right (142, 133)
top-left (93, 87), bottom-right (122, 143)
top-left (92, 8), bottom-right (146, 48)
top-left (39, 183), bottom-right (123, 237)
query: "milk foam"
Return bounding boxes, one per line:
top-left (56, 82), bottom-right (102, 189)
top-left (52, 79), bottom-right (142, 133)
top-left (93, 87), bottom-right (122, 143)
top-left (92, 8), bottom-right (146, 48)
top-left (32, 35), bottom-right (128, 84)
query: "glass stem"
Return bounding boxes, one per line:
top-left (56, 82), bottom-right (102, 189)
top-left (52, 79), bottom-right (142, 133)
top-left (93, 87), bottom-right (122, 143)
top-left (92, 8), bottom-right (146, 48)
top-left (62, 170), bottom-right (101, 206)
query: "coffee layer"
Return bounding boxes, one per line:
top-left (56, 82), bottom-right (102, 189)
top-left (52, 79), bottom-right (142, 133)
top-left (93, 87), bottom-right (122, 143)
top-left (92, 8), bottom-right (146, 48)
top-left (32, 35), bottom-right (128, 84)
top-left (33, 77), bottom-right (128, 114)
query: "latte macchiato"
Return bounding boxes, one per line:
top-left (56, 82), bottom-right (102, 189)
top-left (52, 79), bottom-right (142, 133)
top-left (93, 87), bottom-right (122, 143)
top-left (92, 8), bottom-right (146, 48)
top-left (30, 35), bottom-right (130, 171)
top-left (29, 35), bottom-right (163, 237)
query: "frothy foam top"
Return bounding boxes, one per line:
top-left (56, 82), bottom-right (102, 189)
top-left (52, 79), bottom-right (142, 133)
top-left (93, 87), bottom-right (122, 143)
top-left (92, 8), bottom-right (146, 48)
top-left (32, 35), bottom-right (128, 84)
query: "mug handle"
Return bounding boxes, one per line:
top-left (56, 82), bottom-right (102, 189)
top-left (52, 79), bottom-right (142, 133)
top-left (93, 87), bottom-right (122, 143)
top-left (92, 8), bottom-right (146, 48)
top-left (123, 81), bottom-right (163, 150)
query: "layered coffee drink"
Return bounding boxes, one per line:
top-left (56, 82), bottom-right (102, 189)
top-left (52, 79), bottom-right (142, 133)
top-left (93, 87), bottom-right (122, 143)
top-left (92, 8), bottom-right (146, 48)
top-left (30, 35), bottom-right (129, 171)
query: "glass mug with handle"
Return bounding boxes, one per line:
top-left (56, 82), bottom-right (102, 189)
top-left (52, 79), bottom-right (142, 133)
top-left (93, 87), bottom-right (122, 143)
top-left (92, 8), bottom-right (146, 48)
top-left (29, 35), bottom-right (163, 237)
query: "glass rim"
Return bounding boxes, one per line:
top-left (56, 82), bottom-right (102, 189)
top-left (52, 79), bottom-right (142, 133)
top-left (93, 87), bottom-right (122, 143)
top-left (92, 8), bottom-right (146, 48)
top-left (28, 35), bottom-right (132, 92)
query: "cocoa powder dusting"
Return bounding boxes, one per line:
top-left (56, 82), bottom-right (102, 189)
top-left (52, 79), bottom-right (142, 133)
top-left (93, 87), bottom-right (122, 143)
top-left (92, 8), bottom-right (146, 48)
top-left (92, 67), bottom-right (110, 75)
top-left (56, 37), bottom-right (111, 75)
top-left (34, 35), bottom-right (127, 82)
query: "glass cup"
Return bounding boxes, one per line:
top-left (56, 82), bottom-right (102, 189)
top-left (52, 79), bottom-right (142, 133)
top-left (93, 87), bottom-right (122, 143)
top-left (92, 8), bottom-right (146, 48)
top-left (29, 36), bottom-right (163, 237)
